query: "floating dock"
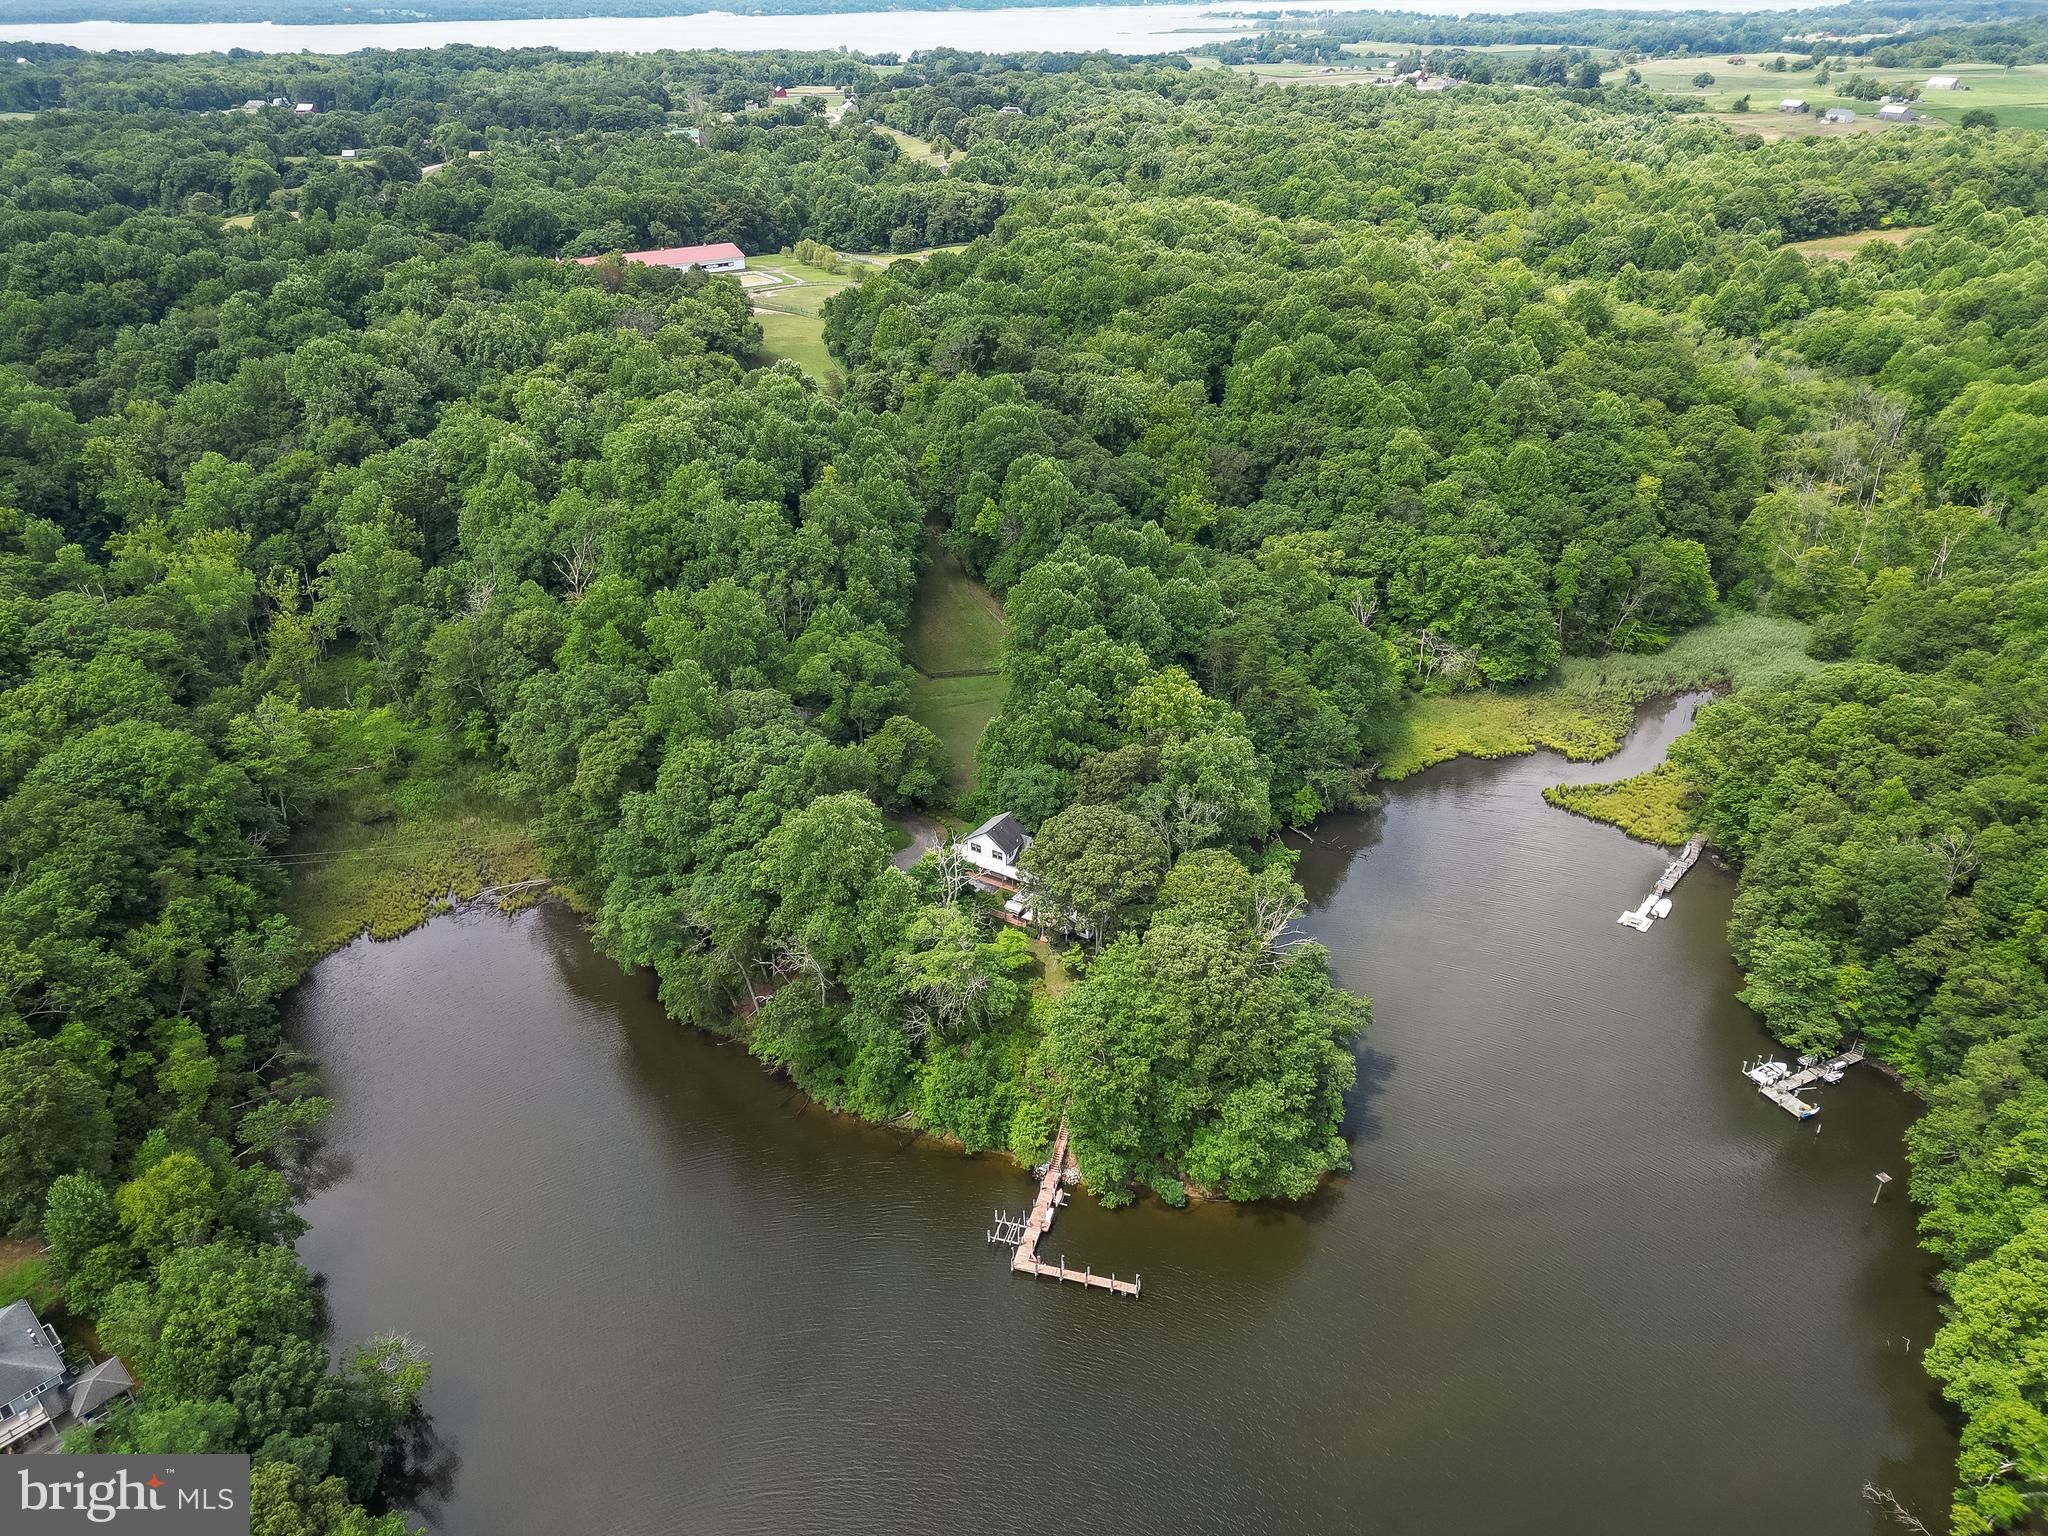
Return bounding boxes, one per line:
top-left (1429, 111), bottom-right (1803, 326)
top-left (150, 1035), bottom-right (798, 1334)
top-left (1617, 836), bottom-right (1705, 932)
top-left (1744, 1049), bottom-right (1866, 1118)
top-left (988, 1120), bottom-right (1140, 1298)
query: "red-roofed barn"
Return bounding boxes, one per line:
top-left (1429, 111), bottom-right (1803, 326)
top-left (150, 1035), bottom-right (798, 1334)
top-left (573, 241), bottom-right (747, 273)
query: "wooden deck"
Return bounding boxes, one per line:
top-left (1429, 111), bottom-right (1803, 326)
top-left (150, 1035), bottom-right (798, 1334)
top-left (995, 1121), bottom-right (1140, 1298)
top-left (1753, 1049), bottom-right (1866, 1119)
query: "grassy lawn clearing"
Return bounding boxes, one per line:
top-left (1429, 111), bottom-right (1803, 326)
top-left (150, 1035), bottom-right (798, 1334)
top-left (753, 309), bottom-right (836, 380)
top-left (1785, 225), bottom-right (1932, 257)
top-left (902, 531), bottom-right (1006, 795)
top-left (906, 530), bottom-right (1005, 676)
top-left (875, 123), bottom-right (949, 166)
top-left (908, 672), bottom-right (1007, 796)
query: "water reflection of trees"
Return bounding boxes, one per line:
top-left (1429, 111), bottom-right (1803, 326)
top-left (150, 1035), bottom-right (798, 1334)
top-left (378, 1408), bottom-right (462, 1528)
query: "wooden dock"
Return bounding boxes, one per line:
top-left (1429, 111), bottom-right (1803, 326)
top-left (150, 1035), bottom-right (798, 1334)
top-left (1750, 1048), bottom-right (1866, 1119)
top-left (1618, 836), bottom-right (1705, 931)
top-left (988, 1121), bottom-right (1140, 1299)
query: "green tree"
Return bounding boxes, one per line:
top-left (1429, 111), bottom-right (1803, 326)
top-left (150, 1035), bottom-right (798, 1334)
top-left (1019, 804), bottom-right (1169, 944)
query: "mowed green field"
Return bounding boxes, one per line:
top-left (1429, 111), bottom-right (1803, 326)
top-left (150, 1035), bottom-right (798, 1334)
top-left (1902, 63), bottom-right (2048, 130)
top-left (906, 531), bottom-right (1006, 675)
top-left (908, 672), bottom-right (1008, 795)
top-left (904, 532), bottom-right (1008, 794)
top-left (746, 255), bottom-right (854, 317)
top-left (875, 123), bottom-right (949, 166)
top-left (752, 309), bottom-right (835, 380)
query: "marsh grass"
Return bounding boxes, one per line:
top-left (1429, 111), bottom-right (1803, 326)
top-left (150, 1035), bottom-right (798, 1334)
top-left (1380, 612), bottom-right (1816, 780)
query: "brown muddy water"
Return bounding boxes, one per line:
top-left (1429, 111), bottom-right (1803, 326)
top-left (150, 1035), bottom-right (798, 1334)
top-left (293, 693), bottom-right (1954, 1536)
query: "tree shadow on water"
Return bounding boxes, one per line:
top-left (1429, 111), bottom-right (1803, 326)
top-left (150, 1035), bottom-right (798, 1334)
top-left (1341, 1044), bottom-right (1395, 1147)
top-left (378, 1409), bottom-right (462, 1527)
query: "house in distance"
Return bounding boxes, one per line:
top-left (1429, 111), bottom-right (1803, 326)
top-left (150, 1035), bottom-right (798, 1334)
top-left (572, 241), bottom-right (747, 274)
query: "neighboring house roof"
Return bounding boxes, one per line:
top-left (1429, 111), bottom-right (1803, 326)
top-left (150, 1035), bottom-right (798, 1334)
top-left (67, 1358), bottom-right (134, 1421)
top-left (967, 812), bottom-right (1030, 861)
top-left (0, 1301), bottom-right (64, 1404)
top-left (572, 241), bottom-right (745, 268)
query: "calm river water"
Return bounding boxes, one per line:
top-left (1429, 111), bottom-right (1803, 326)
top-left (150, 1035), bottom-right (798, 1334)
top-left (293, 693), bottom-right (1954, 1536)
top-left (11, 0), bottom-right (1813, 57)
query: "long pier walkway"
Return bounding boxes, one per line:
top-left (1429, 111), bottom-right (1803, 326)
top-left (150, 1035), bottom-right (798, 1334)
top-left (989, 1121), bottom-right (1140, 1298)
top-left (1617, 835), bottom-right (1705, 932)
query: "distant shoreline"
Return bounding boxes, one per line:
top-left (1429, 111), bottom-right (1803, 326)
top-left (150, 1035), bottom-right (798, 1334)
top-left (0, 0), bottom-right (1818, 37)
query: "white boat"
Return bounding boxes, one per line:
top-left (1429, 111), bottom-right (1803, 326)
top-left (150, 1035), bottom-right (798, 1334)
top-left (1652, 897), bottom-right (1673, 919)
top-left (1745, 1060), bottom-right (1792, 1087)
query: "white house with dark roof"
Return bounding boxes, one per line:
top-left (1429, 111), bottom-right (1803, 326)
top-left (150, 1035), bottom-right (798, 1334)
top-left (959, 812), bottom-right (1031, 881)
top-left (0, 1300), bottom-right (135, 1452)
top-left (0, 1299), bottom-right (67, 1451)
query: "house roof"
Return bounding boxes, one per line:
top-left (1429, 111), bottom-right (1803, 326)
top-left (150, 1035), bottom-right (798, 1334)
top-left (572, 241), bottom-right (745, 269)
top-left (0, 1301), bottom-right (64, 1404)
top-left (967, 812), bottom-right (1030, 860)
top-left (68, 1357), bottom-right (134, 1421)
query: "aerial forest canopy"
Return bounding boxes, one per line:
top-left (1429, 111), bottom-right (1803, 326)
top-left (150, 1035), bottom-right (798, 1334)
top-left (0, 33), bottom-right (2045, 1532)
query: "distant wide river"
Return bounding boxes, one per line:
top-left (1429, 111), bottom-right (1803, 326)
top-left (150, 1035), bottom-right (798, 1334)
top-left (292, 693), bottom-right (1953, 1536)
top-left (11, 0), bottom-right (1815, 57)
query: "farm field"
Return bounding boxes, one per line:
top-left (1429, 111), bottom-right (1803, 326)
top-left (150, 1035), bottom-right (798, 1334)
top-left (1628, 54), bottom-right (2048, 129)
top-left (1901, 62), bottom-right (2048, 130)
top-left (1714, 108), bottom-right (1903, 138)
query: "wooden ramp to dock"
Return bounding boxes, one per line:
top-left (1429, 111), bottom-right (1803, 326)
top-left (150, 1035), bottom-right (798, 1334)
top-left (989, 1120), bottom-right (1140, 1299)
top-left (1618, 836), bottom-right (1705, 932)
